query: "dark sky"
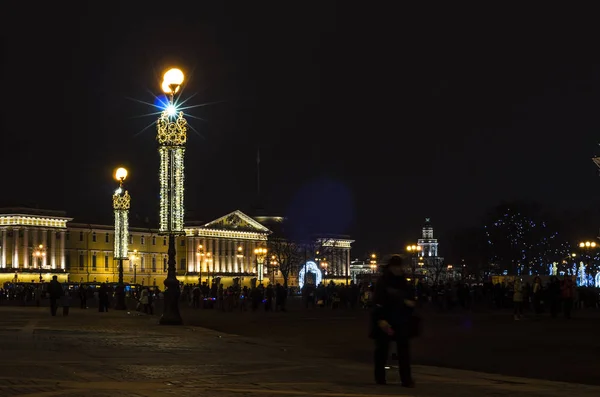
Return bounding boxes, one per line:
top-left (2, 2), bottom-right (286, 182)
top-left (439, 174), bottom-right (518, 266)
top-left (2, 3), bottom-right (600, 257)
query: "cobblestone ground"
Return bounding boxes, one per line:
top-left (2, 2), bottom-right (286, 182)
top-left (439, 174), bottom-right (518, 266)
top-left (0, 306), bottom-right (599, 397)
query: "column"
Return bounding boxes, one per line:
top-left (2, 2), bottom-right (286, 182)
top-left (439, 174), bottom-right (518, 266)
top-left (201, 238), bottom-right (207, 273)
top-left (1, 229), bottom-right (6, 268)
top-left (50, 230), bottom-right (56, 269)
top-left (192, 237), bottom-right (197, 272)
top-left (226, 240), bottom-right (232, 273)
top-left (22, 229), bottom-right (29, 268)
top-left (13, 228), bottom-right (19, 268)
top-left (233, 240), bottom-right (238, 273)
top-left (32, 229), bottom-right (38, 258)
top-left (207, 239), bottom-right (213, 273)
top-left (60, 231), bottom-right (65, 269)
top-left (186, 235), bottom-right (193, 272)
top-left (251, 240), bottom-right (257, 273)
top-left (214, 238), bottom-right (220, 273)
top-left (41, 229), bottom-right (48, 268)
top-left (346, 249), bottom-right (350, 277)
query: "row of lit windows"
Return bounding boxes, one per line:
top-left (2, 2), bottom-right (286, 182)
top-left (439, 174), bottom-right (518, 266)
top-left (67, 254), bottom-right (187, 273)
top-left (67, 232), bottom-right (185, 246)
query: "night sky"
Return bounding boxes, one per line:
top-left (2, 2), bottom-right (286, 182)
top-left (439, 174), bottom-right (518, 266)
top-left (3, 4), bottom-right (600, 256)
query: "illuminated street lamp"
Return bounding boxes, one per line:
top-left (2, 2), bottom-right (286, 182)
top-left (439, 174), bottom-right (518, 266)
top-left (33, 244), bottom-right (46, 283)
top-left (270, 255), bottom-right (278, 284)
top-left (254, 247), bottom-right (268, 284)
top-left (370, 253), bottom-right (377, 273)
top-left (113, 167), bottom-right (130, 310)
top-left (236, 246), bottom-right (244, 273)
top-left (406, 244), bottom-right (422, 284)
top-left (578, 241), bottom-right (597, 284)
top-left (129, 249), bottom-right (139, 284)
top-left (157, 67), bottom-right (187, 325)
top-left (320, 258), bottom-right (328, 283)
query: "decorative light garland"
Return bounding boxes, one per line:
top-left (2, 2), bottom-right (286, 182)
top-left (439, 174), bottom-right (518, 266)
top-left (157, 109), bottom-right (187, 235)
top-left (113, 188), bottom-right (130, 260)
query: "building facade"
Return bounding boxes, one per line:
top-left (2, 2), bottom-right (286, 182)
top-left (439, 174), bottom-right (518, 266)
top-left (414, 218), bottom-right (446, 283)
top-left (0, 208), bottom-right (352, 287)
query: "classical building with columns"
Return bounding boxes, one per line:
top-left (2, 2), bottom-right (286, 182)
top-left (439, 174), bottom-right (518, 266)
top-left (0, 208), bottom-right (353, 287)
top-left (0, 208), bottom-right (71, 283)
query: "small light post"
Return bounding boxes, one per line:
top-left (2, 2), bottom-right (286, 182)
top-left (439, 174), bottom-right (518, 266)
top-left (196, 244), bottom-right (205, 285)
top-left (33, 244), bottom-right (46, 283)
top-left (406, 244), bottom-right (422, 284)
top-left (370, 253), bottom-right (377, 274)
top-left (254, 247), bottom-right (268, 284)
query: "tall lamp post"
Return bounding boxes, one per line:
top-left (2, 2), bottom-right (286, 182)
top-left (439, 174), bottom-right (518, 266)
top-left (254, 247), bottom-right (267, 284)
top-left (33, 244), bottom-right (46, 283)
top-left (370, 253), bottom-right (377, 274)
top-left (578, 241), bottom-right (597, 285)
top-left (157, 68), bottom-right (187, 325)
top-left (130, 249), bottom-right (138, 284)
top-left (113, 167), bottom-right (130, 310)
top-left (406, 244), bottom-right (422, 284)
top-left (236, 246), bottom-right (244, 275)
top-left (196, 244), bottom-right (204, 285)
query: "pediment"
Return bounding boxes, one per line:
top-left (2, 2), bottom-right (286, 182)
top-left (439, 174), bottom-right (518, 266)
top-left (203, 210), bottom-right (270, 233)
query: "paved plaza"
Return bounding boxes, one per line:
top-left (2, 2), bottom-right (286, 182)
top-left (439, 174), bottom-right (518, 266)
top-left (0, 304), bottom-right (600, 396)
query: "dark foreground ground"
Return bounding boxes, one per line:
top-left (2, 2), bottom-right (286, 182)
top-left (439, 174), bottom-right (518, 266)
top-left (1, 301), bottom-right (600, 396)
top-left (178, 297), bottom-right (600, 386)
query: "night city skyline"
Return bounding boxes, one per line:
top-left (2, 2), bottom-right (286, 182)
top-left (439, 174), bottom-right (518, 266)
top-left (3, 4), bottom-right (600, 257)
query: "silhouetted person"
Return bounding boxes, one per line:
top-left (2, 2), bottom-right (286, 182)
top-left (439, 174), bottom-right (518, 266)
top-left (370, 255), bottom-right (415, 388)
top-left (78, 284), bottom-right (87, 309)
top-left (561, 276), bottom-right (575, 319)
top-left (548, 276), bottom-right (561, 318)
top-left (48, 276), bottom-right (62, 316)
top-left (98, 283), bottom-right (109, 312)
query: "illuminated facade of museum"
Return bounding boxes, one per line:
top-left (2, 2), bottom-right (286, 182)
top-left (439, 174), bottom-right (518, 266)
top-left (0, 208), bottom-right (352, 287)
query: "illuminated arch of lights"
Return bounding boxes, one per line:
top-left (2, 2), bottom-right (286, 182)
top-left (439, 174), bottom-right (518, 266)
top-left (298, 261), bottom-right (323, 289)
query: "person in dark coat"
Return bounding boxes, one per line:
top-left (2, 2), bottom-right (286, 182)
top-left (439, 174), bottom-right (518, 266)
top-left (98, 283), bottom-right (109, 312)
top-left (370, 255), bottom-right (415, 388)
top-left (48, 276), bottom-right (63, 316)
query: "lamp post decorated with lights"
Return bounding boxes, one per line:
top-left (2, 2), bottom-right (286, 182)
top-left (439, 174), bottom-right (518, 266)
top-left (157, 68), bottom-right (187, 325)
top-left (254, 247), bottom-right (267, 284)
top-left (113, 167), bottom-right (130, 310)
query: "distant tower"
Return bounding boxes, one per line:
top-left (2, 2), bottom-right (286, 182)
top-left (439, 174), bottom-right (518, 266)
top-left (418, 218), bottom-right (438, 257)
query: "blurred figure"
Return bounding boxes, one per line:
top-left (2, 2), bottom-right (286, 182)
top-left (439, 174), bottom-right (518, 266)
top-left (513, 278), bottom-right (523, 320)
top-left (370, 255), bottom-right (415, 388)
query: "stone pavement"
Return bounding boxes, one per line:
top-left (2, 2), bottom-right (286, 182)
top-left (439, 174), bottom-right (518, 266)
top-left (0, 306), bottom-right (599, 397)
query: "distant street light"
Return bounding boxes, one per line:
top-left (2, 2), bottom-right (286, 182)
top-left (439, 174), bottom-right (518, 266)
top-left (370, 253), bottom-right (377, 274)
top-left (129, 249), bottom-right (139, 284)
top-left (33, 244), bottom-right (46, 283)
top-left (578, 241), bottom-right (597, 284)
top-left (406, 244), bottom-right (422, 284)
top-left (254, 247), bottom-right (268, 284)
top-left (196, 244), bottom-right (205, 285)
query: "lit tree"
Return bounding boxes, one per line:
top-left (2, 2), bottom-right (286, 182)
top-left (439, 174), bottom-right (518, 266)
top-left (484, 202), bottom-right (560, 275)
top-left (267, 238), bottom-right (302, 288)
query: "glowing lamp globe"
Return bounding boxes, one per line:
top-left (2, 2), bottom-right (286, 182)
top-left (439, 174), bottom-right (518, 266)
top-left (162, 68), bottom-right (184, 94)
top-left (115, 167), bottom-right (128, 182)
top-left (166, 104), bottom-right (177, 116)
